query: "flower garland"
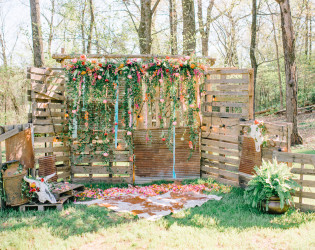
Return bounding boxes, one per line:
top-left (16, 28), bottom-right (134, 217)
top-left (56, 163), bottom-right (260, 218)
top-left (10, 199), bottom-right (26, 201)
top-left (64, 55), bottom-right (205, 167)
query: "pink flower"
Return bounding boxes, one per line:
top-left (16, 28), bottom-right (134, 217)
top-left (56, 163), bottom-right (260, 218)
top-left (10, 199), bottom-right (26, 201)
top-left (126, 59), bottom-right (132, 64)
top-left (132, 58), bottom-right (138, 62)
top-left (185, 56), bottom-right (190, 60)
top-left (98, 75), bottom-right (102, 80)
top-left (127, 75), bottom-right (132, 79)
top-left (103, 99), bottom-right (107, 104)
top-left (160, 99), bottom-right (164, 103)
top-left (80, 54), bottom-right (87, 61)
top-left (159, 79), bottom-right (163, 84)
top-left (173, 121), bottom-right (177, 126)
top-left (103, 152), bottom-right (109, 157)
top-left (174, 73), bottom-right (180, 77)
top-left (127, 131), bottom-right (132, 136)
top-left (189, 104), bottom-right (194, 108)
top-left (71, 58), bottom-right (78, 63)
top-left (72, 110), bottom-right (77, 114)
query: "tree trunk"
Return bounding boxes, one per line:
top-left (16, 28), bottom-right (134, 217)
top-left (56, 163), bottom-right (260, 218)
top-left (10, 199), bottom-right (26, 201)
top-left (250, 0), bottom-right (258, 117)
top-left (305, 0), bottom-right (309, 58)
top-left (268, 2), bottom-right (283, 110)
top-left (87, 0), bottom-right (94, 53)
top-left (47, 0), bottom-right (55, 57)
top-left (182, 0), bottom-right (196, 54)
top-left (81, 0), bottom-right (87, 54)
top-left (169, 0), bottom-right (178, 55)
top-left (30, 0), bottom-right (44, 67)
top-left (276, 0), bottom-right (303, 145)
top-left (0, 32), bottom-right (7, 68)
top-left (139, 0), bottom-right (153, 54)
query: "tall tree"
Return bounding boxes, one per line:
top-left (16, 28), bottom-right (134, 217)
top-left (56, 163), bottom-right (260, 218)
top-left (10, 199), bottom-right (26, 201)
top-left (197, 0), bottom-right (222, 56)
top-left (169, 0), bottom-right (178, 55)
top-left (267, 2), bottom-right (283, 110)
top-left (276, 0), bottom-right (303, 145)
top-left (87, 0), bottom-right (94, 53)
top-left (81, 0), bottom-right (87, 53)
top-left (0, 32), bottom-right (7, 68)
top-left (250, 0), bottom-right (257, 116)
top-left (30, 0), bottom-right (44, 67)
top-left (124, 0), bottom-right (161, 54)
top-left (182, 0), bottom-right (196, 54)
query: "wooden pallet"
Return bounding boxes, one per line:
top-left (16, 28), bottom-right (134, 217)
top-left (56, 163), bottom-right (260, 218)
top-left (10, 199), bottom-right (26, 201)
top-left (52, 183), bottom-right (85, 199)
top-left (19, 195), bottom-right (72, 212)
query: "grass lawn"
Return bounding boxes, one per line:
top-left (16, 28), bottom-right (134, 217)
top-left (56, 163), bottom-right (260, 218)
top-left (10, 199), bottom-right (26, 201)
top-left (1, 179), bottom-right (315, 250)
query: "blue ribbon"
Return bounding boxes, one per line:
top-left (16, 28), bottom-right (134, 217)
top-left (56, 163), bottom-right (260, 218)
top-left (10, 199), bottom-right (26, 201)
top-left (115, 78), bottom-right (119, 148)
top-left (173, 125), bottom-right (176, 179)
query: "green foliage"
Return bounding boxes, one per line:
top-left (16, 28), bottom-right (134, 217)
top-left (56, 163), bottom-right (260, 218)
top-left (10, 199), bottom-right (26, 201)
top-left (244, 159), bottom-right (301, 211)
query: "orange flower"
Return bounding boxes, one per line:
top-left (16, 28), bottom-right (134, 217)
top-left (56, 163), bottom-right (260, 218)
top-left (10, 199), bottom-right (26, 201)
top-left (30, 182), bottom-right (36, 188)
top-left (190, 64), bottom-right (195, 69)
top-left (119, 63), bottom-right (124, 68)
top-left (81, 71), bottom-right (86, 75)
top-left (91, 59), bottom-right (97, 64)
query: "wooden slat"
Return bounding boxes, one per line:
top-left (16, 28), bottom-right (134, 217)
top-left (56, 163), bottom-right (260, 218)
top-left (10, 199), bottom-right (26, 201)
top-left (293, 191), bottom-right (315, 199)
top-left (73, 154), bottom-right (130, 163)
top-left (202, 160), bottom-right (239, 172)
top-left (201, 133), bottom-right (239, 143)
top-left (201, 173), bottom-right (239, 186)
top-left (34, 125), bottom-right (68, 134)
top-left (71, 165), bottom-right (131, 174)
top-left (0, 128), bottom-right (19, 142)
top-left (71, 177), bottom-right (132, 183)
top-left (34, 146), bottom-right (69, 154)
top-left (206, 102), bottom-right (247, 108)
top-left (205, 69), bottom-right (250, 75)
top-left (201, 152), bottom-right (239, 166)
top-left (273, 151), bottom-right (315, 165)
top-left (290, 168), bottom-right (315, 175)
top-left (206, 78), bottom-right (249, 84)
top-left (206, 91), bottom-right (248, 96)
top-left (201, 145), bottom-right (239, 157)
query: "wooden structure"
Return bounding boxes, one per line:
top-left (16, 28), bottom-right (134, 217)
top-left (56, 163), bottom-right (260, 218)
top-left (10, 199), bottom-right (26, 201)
top-left (200, 69), bottom-right (254, 186)
top-left (273, 151), bottom-right (315, 212)
top-left (27, 67), bottom-right (70, 180)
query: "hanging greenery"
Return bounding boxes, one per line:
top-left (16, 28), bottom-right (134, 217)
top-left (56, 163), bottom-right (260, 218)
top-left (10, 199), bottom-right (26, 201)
top-left (64, 55), bottom-right (205, 162)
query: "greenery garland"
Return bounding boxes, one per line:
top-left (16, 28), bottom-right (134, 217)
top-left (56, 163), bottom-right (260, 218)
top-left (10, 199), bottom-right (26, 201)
top-left (64, 55), bottom-right (205, 164)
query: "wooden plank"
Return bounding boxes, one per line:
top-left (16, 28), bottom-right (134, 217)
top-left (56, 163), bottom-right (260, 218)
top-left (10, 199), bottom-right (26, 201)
top-left (34, 125), bottom-right (68, 134)
top-left (205, 102), bottom-right (247, 108)
top-left (71, 165), bottom-right (131, 174)
top-left (71, 177), bottom-right (132, 183)
top-left (201, 138), bottom-right (239, 150)
top-left (206, 91), bottom-right (248, 96)
top-left (293, 191), bottom-right (315, 199)
top-left (216, 85), bottom-right (249, 91)
top-left (202, 112), bottom-right (247, 119)
top-left (202, 133), bottom-right (239, 143)
top-left (33, 111), bottom-right (65, 118)
top-left (73, 154), bottom-right (130, 163)
top-left (290, 168), bottom-right (315, 175)
top-left (273, 151), bottom-right (315, 165)
top-left (206, 78), bottom-right (249, 84)
top-left (201, 145), bottom-right (239, 157)
top-left (292, 179), bottom-right (315, 188)
top-left (202, 160), bottom-right (239, 172)
top-left (205, 69), bottom-right (250, 75)
top-left (202, 152), bottom-right (239, 166)
top-left (34, 146), bottom-right (69, 154)
top-left (0, 128), bottom-right (19, 142)
top-left (34, 136), bottom-right (69, 143)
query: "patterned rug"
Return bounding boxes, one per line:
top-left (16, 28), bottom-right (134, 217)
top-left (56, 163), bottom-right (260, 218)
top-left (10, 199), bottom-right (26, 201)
top-left (75, 191), bottom-right (221, 221)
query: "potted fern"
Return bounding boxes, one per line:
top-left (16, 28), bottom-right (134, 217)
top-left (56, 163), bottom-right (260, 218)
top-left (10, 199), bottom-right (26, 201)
top-left (244, 159), bottom-right (301, 214)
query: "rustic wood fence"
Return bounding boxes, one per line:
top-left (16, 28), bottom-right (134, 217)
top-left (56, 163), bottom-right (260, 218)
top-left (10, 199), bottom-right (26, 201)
top-left (273, 151), bottom-right (315, 212)
top-left (200, 68), bottom-right (254, 186)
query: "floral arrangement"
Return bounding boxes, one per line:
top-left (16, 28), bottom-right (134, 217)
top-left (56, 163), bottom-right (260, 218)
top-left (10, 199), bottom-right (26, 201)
top-left (64, 55), bottom-right (205, 166)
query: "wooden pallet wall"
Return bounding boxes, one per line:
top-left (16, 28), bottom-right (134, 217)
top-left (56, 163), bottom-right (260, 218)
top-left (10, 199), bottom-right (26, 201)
top-left (27, 67), bottom-right (70, 180)
top-left (273, 151), bottom-right (315, 212)
top-left (134, 128), bottom-right (200, 180)
top-left (200, 69), bottom-right (254, 186)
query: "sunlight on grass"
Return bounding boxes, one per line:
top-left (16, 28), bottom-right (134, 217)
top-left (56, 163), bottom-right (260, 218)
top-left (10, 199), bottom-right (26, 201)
top-left (1, 179), bottom-right (315, 249)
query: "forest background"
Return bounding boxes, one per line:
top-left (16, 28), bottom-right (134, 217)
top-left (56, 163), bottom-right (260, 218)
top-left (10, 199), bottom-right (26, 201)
top-left (0, 0), bottom-right (314, 131)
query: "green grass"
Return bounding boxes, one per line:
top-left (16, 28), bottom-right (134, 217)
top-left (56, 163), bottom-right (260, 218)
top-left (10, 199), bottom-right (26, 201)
top-left (1, 179), bottom-right (315, 249)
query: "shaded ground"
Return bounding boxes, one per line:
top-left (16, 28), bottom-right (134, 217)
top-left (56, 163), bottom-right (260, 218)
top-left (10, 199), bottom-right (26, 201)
top-left (258, 112), bottom-right (315, 151)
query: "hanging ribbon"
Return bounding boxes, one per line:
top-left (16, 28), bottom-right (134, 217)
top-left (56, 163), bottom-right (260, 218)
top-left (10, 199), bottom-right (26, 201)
top-left (114, 76), bottom-right (119, 148)
top-left (173, 124), bottom-right (176, 179)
